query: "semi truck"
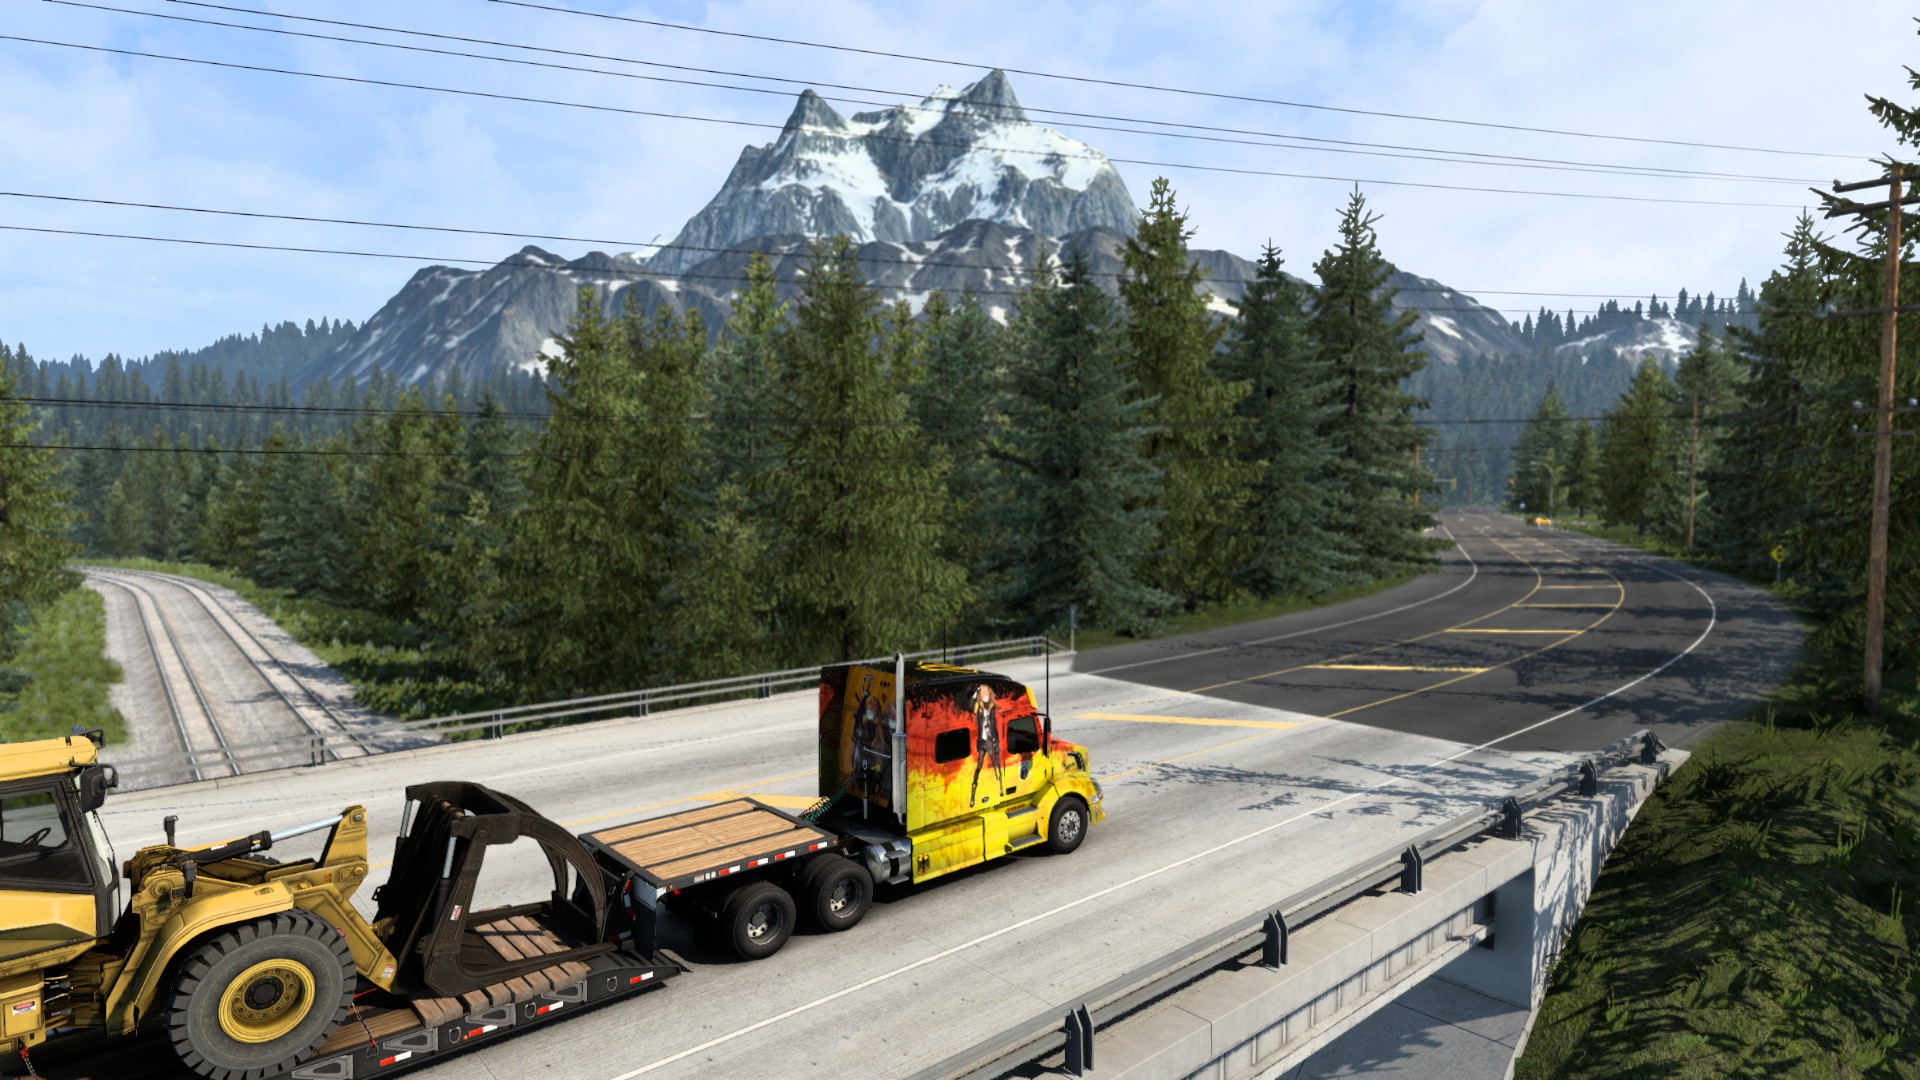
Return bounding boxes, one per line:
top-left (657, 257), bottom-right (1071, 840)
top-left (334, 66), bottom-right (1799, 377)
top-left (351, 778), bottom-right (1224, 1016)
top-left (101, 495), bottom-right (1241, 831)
top-left (0, 657), bottom-right (1098, 1077)
top-left (585, 657), bottom-right (1104, 960)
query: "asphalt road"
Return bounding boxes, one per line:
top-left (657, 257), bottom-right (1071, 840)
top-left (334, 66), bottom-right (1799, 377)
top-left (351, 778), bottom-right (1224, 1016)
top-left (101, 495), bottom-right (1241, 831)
top-left (26, 511), bottom-right (1801, 1080)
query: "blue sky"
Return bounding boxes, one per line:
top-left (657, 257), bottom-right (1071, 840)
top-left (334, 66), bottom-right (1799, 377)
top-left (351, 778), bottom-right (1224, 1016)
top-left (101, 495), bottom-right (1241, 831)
top-left (2, 0), bottom-right (1911, 364)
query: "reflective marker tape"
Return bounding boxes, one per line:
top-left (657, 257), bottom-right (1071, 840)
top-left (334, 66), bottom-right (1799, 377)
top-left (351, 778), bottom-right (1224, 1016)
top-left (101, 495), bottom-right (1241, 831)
top-left (467, 1024), bottom-right (498, 1037)
top-left (380, 1051), bottom-right (413, 1066)
top-left (628, 972), bottom-right (655, 984)
top-left (536, 1001), bottom-right (566, 1016)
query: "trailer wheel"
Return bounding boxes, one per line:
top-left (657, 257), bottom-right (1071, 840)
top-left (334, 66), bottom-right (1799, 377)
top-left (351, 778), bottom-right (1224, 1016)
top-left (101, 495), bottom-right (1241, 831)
top-left (165, 910), bottom-right (354, 1080)
top-left (719, 880), bottom-right (796, 960)
top-left (1046, 796), bottom-right (1089, 855)
top-left (798, 855), bottom-right (871, 933)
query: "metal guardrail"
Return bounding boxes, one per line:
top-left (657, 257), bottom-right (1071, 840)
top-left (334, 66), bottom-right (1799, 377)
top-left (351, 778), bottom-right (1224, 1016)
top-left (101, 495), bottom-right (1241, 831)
top-left (110, 635), bottom-right (1064, 785)
top-left (912, 729), bottom-right (1670, 1080)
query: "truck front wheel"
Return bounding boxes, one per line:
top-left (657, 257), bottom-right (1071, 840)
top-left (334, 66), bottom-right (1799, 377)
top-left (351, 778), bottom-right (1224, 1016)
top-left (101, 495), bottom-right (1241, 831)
top-left (798, 855), bottom-right (871, 933)
top-left (719, 880), bottom-right (796, 960)
top-left (1047, 797), bottom-right (1089, 855)
top-left (165, 910), bottom-right (354, 1080)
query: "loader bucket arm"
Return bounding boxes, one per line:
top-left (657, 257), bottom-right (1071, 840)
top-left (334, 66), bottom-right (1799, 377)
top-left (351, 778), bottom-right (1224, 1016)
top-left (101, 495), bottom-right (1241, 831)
top-left (375, 781), bottom-right (613, 997)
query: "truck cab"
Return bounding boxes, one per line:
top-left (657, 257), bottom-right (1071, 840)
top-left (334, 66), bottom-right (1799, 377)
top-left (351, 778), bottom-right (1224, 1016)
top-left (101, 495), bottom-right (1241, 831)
top-left (817, 659), bottom-right (1103, 884)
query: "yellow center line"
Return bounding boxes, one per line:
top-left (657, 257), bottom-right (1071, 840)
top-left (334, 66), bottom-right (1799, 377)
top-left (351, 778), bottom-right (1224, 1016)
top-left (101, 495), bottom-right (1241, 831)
top-left (1325, 562), bottom-right (1625, 719)
top-left (1098, 730), bottom-right (1275, 783)
top-left (1440, 628), bottom-right (1581, 634)
top-left (1539, 584), bottom-right (1623, 590)
top-left (1513, 602), bottom-right (1617, 608)
top-left (1076, 712), bottom-right (1304, 730)
top-left (1179, 531), bottom-right (1554, 695)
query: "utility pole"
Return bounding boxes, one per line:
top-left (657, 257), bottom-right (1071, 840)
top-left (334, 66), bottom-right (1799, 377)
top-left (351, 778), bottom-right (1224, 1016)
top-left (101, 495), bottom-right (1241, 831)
top-left (1818, 166), bottom-right (1914, 715)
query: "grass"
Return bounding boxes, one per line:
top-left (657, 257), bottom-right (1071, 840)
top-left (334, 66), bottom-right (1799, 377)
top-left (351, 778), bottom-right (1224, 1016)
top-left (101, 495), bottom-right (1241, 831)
top-left (85, 559), bottom-right (509, 721)
top-left (1514, 643), bottom-right (1920, 1078)
top-left (0, 585), bottom-right (126, 743)
top-left (1067, 568), bottom-right (1429, 654)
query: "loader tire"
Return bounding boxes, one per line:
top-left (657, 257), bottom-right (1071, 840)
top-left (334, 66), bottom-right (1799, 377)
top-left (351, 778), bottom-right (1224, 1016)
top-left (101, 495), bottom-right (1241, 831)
top-left (719, 880), bottom-right (796, 961)
top-left (166, 909), bottom-right (355, 1080)
top-left (797, 854), bottom-right (871, 933)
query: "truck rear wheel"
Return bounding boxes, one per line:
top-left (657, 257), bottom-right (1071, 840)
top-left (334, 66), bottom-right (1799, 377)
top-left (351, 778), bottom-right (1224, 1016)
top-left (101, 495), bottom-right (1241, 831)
top-left (1047, 796), bottom-right (1089, 855)
top-left (798, 855), bottom-right (871, 933)
top-left (166, 909), bottom-right (355, 1080)
top-left (719, 880), bottom-right (796, 960)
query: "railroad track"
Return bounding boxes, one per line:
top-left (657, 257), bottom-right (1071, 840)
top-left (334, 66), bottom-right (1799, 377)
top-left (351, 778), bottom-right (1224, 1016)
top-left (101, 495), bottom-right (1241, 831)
top-left (85, 567), bottom-right (368, 776)
top-left (87, 573), bottom-right (235, 783)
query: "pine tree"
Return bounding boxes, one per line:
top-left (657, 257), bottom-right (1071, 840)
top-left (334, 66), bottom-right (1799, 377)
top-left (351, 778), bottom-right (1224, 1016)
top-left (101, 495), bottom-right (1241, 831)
top-left (1566, 421), bottom-right (1600, 517)
top-left (1703, 215), bottom-right (1828, 569)
top-left (510, 290), bottom-right (708, 692)
top-left (1217, 244), bottom-right (1345, 597)
top-left (911, 289), bottom-right (1010, 626)
top-left (254, 435), bottom-right (352, 599)
top-left (1120, 177), bottom-right (1255, 602)
top-left (1306, 188), bottom-right (1436, 574)
top-left (767, 236), bottom-right (967, 662)
top-left (704, 253), bottom-right (788, 499)
top-left (344, 390), bottom-right (454, 618)
top-left (0, 364), bottom-right (78, 665)
top-left (994, 252), bottom-right (1172, 634)
top-left (1596, 357), bottom-right (1678, 530)
top-left (1508, 383), bottom-right (1574, 516)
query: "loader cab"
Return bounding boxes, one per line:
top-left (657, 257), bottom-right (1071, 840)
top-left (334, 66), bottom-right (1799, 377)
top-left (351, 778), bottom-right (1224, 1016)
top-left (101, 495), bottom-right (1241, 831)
top-left (0, 736), bottom-right (120, 964)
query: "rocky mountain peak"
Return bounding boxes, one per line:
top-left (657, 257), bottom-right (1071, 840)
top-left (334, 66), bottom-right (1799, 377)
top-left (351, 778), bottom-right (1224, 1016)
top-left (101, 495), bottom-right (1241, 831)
top-left (647, 71), bottom-right (1137, 273)
top-left (782, 89), bottom-right (849, 134)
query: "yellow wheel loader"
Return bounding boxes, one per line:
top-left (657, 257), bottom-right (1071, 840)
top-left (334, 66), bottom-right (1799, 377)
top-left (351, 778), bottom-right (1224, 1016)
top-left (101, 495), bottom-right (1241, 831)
top-left (0, 733), bottom-right (677, 1079)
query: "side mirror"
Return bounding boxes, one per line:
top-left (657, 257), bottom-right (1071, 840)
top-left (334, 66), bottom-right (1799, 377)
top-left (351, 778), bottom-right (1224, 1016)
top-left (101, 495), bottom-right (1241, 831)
top-left (1042, 714), bottom-right (1052, 752)
top-left (77, 764), bottom-right (118, 813)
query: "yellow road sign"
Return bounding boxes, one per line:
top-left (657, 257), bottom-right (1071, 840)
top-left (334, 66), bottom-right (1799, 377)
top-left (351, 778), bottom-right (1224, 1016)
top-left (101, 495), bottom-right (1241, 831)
top-left (1770, 544), bottom-right (1789, 564)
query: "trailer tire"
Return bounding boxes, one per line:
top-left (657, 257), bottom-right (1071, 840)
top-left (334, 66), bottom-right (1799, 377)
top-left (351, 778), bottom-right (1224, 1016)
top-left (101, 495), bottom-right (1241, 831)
top-left (1046, 796), bottom-right (1089, 855)
top-left (165, 909), bottom-right (354, 1080)
top-left (719, 880), bottom-right (796, 960)
top-left (798, 855), bottom-right (871, 933)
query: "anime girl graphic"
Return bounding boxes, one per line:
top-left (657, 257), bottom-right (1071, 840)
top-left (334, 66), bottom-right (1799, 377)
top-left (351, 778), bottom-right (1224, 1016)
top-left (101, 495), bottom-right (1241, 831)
top-left (967, 683), bottom-right (1004, 806)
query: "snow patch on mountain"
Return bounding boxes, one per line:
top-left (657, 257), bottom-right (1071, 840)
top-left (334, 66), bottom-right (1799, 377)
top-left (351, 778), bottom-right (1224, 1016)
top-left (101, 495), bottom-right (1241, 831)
top-left (648, 71), bottom-right (1137, 273)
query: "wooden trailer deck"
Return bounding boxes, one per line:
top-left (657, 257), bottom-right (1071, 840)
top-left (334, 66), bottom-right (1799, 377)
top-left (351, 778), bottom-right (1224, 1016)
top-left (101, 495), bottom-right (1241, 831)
top-left (580, 798), bottom-right (839, 889)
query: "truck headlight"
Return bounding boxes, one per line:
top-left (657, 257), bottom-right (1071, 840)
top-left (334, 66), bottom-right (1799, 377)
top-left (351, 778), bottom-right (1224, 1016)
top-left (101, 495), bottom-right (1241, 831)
top-left (1092, 780), bottom-right (1104, 803)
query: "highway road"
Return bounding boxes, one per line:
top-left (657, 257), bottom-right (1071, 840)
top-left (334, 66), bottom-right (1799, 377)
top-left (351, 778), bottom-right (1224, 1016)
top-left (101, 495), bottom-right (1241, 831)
top-left (30, 511), bottom-right (1801, 1080)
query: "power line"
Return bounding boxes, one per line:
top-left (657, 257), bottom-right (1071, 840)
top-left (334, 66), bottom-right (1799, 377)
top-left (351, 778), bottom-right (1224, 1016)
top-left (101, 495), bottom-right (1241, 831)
top-left (53, 0), bottom-right (1815, 188)
top-left (0, 221), bottom-right (1738, 316)
top-left (0, 35), bottom-right (1811, 212)
top-left (0, 190), bottom-right (1752, 303)
top-left (488, 0), bottom-right (1868, 162)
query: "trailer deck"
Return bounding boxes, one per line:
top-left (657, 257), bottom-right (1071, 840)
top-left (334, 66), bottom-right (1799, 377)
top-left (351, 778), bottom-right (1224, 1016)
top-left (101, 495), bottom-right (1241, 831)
top-left (581, 798), bottom-right (839, 890)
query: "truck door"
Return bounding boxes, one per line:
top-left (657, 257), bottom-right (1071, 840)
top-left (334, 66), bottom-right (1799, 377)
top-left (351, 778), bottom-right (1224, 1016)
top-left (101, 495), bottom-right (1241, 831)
top-left (1002, 710), bottom-right (1047, 805)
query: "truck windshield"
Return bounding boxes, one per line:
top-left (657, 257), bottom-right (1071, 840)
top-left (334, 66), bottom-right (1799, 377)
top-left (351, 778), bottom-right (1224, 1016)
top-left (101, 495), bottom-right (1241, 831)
top-left (0, 787), bottom-right (84, 887)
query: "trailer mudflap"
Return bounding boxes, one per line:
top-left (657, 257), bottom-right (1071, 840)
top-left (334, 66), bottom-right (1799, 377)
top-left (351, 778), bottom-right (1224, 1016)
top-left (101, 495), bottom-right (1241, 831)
top-left (290, 950), bottom-right (678, 1079)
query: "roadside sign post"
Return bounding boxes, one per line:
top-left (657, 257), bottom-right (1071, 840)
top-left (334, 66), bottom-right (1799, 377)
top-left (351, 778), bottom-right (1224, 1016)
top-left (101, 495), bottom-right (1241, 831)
top-left (1770, 543), bottom-right (1788, 584)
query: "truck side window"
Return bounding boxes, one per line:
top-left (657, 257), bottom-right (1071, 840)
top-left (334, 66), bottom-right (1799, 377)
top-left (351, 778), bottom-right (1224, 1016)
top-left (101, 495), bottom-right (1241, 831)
top-left (1006, 715), bottom-right (1041, 755)
top-left (934, 728), bottom-right (971, 764)
top-left (0, 788), bottom-right (82, 886)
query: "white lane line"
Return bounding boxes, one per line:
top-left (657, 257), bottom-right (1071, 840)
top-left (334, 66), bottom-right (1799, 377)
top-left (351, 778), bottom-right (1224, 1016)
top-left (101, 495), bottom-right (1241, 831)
top-left (608, 547), bottom-right (1721, 1079)
top-left (1084, 523), bottom-right (1481, 677)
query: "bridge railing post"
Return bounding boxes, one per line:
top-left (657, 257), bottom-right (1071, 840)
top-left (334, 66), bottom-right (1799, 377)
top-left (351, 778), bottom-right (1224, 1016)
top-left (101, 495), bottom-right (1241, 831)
top-left (1400, 845), bottom-right (1424, 893)
top-left (1578, 759), bottom-right (1598, 797)
top-left (1261, 911), bottom-right (1289, 968)
top-left (1500, 796), bottom-right (1523, 840)
top-left (1640, 730), bottom-right (1666, 765)
top-left (1063, 1004), bottom-right (1094, 1076)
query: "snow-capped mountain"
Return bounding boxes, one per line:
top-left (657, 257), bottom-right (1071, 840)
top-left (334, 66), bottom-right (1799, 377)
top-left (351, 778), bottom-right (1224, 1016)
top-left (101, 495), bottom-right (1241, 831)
top-left (300, 71), bottom-right (1526, 387)
top-left (1555, 317), bottom-right (1698, 366)
top-left (645, 71), bottom-right (1137, 274)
